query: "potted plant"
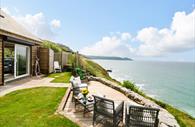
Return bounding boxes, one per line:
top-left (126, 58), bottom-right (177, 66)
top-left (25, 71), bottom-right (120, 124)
top-left (81, 88), bottom-right (89, 104)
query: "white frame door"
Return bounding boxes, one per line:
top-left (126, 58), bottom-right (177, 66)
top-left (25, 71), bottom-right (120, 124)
top-left (14, 44), bottom-right (30, 79)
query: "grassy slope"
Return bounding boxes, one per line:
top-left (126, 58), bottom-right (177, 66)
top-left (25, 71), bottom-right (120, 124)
top-left (79, 56), bottom-right (110, 79)
top-left (42, 40), bottom-right (72, 52)
top-left (48, 72), bottom-right (72, 83)
top-left (0, 87), bottom-right (79, 127)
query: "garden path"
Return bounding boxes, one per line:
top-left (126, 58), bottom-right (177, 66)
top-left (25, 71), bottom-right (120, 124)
top-left (0, 77), bottom-right (69, 96)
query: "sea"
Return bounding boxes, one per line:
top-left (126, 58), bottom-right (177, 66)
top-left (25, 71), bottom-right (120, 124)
top-left (93, 60), bottom-right (195, 117)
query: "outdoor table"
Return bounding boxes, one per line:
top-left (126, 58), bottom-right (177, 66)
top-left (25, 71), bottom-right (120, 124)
top-left (74, 96), bottom-right (94, 117)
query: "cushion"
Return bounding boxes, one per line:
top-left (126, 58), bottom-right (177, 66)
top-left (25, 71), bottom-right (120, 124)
top-left (77, 93), bottom-right (84, 99)
top-left (79, 83), bottom-right (88, 87)
top-left (70, 76), bottom-right (75, 82)
top-left (74, 76), bottom-right (81, 85)
top-left (72, 80), bottom-right (79, 87)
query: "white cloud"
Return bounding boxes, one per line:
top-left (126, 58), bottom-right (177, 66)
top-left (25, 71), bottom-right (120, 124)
top-left (1, 7), bottom-right (10, 15)
top-left (81, 10), bottom-right (194, 58)
top-left (136, 10), bottom-right (195, 56)
top-left (80, 33), bottom-right (135, 57)
top-left (2, 7), bottom-right (61, 40)
top-left (121, 32), bottom-right (131, 40)
top-left (50, 19), bottom-right (61, 28)
top-left (13, 12), bottom-right (56, 40)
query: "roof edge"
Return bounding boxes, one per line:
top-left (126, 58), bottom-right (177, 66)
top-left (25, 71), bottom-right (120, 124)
top-left (0, 29), bottom-right (42, 45)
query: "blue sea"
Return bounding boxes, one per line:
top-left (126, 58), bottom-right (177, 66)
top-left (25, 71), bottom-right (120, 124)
top-left (94, 60), bottom-right (195, 117)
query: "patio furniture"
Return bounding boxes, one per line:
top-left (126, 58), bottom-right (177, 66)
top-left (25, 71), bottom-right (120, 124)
top-left (70, 76), bottom-right (88, 102)
top-left (74, 95), bottom-right (94, 117)
top-left (70, 76), bottom-right (88, 89)
top-left (125, 105), bottom-right (160, 127)
top-left (93, 95), bottom-right (124, 127)
top-left (54, 61), bottom-right (62, 73)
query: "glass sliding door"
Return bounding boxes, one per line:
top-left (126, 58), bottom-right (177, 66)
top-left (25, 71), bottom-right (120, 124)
top-left (15, 44), bottom-right (30, 78)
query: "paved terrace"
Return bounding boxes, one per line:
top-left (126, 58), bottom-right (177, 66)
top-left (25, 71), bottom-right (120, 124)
top-left (61, 81), bottom-right (140, 127)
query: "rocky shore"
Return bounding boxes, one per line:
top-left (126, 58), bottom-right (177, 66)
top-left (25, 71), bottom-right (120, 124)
top-left (88, 76), bottom-right (180, 127)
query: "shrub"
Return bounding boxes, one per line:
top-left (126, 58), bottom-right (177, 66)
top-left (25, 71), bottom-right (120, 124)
top-left (123, 80), bottom-right (140, 92)
top-left (122, 80), bottom-right (145, 96)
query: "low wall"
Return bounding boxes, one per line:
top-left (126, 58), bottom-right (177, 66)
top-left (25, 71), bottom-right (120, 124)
top-left (88, 76), bottom-right (180, 127)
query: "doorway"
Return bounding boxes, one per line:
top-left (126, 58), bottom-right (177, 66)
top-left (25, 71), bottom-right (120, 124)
top-left (4, 42), bottom-right (30, 82)
top-left (4, 42), bottom-right (14, 81)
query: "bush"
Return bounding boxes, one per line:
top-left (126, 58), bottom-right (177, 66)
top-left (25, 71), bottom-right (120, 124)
top-left (123, 81), bottom-right (136, 90)
top-left (123, 80), bottom-right (140, 92)
top-left (122, 80), bottom-right (145, 96)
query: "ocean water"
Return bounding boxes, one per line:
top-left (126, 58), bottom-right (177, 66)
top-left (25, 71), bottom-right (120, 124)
top-left (94, 60), bottom-right (195, 117)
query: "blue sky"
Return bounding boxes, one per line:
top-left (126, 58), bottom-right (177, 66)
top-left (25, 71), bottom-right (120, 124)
top-left (1, 0), bottom-right (195, 62)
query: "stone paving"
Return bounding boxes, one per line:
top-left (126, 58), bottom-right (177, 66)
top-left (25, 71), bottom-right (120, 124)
top-left (0, 77), bottom-right (69, 96)
top-left (62, 81), bottom-right (139, 127)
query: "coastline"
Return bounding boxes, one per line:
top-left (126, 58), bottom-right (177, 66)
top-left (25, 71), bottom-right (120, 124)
top-left (40, 43), bottom-right (195, 126)
top-left (109, 72), bottom-right (195, 116)
top-left (93, 59), bottom-right (195, 117)
top-left (84, 59), bottom-right (195, 126)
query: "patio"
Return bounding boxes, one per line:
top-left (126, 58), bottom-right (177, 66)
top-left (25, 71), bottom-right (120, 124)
top-left (62, 81), bottom-right (140, 127)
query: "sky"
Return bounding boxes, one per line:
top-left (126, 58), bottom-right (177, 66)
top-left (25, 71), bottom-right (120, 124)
top-left (1, 0), bottom-right (195, 62)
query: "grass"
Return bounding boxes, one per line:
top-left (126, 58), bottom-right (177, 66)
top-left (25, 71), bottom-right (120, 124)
top-left (0, 87), bottom-right (79, 127)
top-left (122, 81), bottom-right (195, 127)
top-left (42, 40), bottom-right (72, 52)
top-left (79, 56), bottom-right (111, 79)
top-left (48, 72), bottom-right (72, 83)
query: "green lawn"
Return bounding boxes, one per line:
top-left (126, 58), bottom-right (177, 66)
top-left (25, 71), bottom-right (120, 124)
top-left (0, 87), bottom-right (79, 127)
top-left (48, 72), bottom-right (72, 83)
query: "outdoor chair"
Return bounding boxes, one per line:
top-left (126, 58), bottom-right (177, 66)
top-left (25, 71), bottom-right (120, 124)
top-left (125, 105), bottom-right (160, 127)
top-left (93, 95), bottom-right (124, 127)
top-left (70, 76), bottom-right (88, 102)
top-left (54, 61), bottom-right (62, 73)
